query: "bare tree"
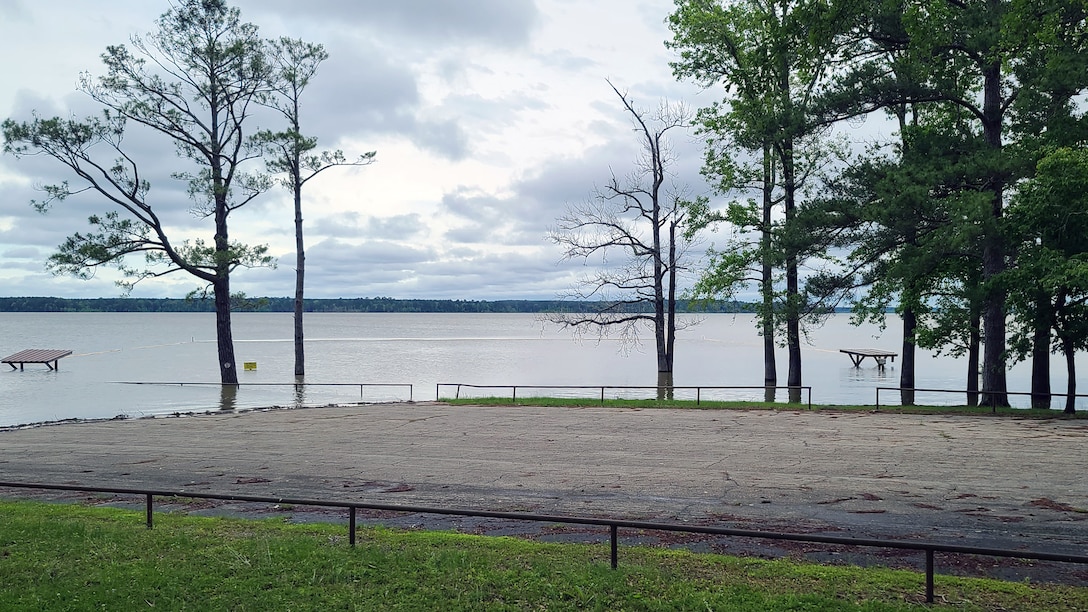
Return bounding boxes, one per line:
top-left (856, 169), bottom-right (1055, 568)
top-left (256, 37), bottom-right (376, 377)
top-left (548, 82), bottom-right (696, 395)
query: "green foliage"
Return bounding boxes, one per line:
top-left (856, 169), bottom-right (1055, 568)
top-left (1005, 147), bottom-right (1088, 411)
top-left (254, 37), bottom-right (376, 190)
top-left (442, 396), bottom-right (1088, 418)
top-left (669, 0), bottom-right (857, 384)
top-left (2, 0), bottom-right (276, 295)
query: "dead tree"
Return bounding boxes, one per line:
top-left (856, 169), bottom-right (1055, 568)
top-left (548, 82), bottom-right (696, 396)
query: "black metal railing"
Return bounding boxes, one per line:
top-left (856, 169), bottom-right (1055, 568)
top-left (436, 384), bottom-right (813, 410)
top-left (3, 481), bottom-right (1084, 605)
top-left (875, 387), bottom-right (1088, 413)
top-left (114, 381), bottom-right (414, 402)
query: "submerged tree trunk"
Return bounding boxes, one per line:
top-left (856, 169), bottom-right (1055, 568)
top-left (293, 175), bottom-right (306, 377)
top-left (218, 383), bottom-right (238, 411)
top-left (212, 142), bottom-right (238, 385)
top-left (214, 277), bottom-right (238, 385)
top-left (657, 371), bottom-right (675, 401)
top-left (293, 375), bottom-right (306, 407)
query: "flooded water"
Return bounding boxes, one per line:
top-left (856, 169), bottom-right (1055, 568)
top-left (0, 312), bottom-right (1079, 426)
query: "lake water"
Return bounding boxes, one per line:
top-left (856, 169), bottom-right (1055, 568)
top-left (0, 312), bottom-right (1081, 426)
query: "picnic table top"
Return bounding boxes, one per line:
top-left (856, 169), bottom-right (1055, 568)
top-left (2, 349), bottom-right (73, 363)
top-left (839, 348), bottom-right (898, 357)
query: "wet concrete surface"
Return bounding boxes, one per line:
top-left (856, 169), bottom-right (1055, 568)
top-left (1, 403), bottom-right (1086, 584)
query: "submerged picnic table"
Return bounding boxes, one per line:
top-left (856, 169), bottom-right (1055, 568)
top-left (840, 348), bottom-right (897, 369)
top-left (2, 349), bottom-right (73, 371)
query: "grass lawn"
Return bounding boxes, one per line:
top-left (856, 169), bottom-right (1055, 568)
top-left (1, 500), bottom-right (1086, 610)
top-left (441, 396), bottom-right (1088, 418)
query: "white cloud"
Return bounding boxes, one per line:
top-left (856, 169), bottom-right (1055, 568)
top-left (0, 0), bottom-right (715, 300)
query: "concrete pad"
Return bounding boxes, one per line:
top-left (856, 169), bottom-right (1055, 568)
top-left (0, 403), bottom-right (1086, 556)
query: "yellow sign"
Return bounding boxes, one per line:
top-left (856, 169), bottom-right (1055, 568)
top-left (243, 362), bottom-right (257, 371)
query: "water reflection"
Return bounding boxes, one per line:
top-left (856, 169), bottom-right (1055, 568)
top-left (1, 312), bottom-right (1076, 426)
top-left (657, 371), bottom-right (674, 401)
top-left (293, 376), bottom-right (306, 407)
top-left (901, 388), bottom-right (915, 406)
top-left (788, 386), bottom-right (801, 404)
top-left (219, 384), bottom-right (238, 411)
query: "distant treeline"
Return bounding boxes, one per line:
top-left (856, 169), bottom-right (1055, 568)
top-left (0, 296), bottom-right (757, 314)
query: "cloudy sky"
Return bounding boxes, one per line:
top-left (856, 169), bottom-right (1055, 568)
top-left (0, 0), bottom-right (746, 300)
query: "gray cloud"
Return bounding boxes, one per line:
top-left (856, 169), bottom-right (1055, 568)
top-left (272, 38), bottom-right (469, 160)
top-left (0, 246), bottom-right (41, 259)
top-left (0, 0), bottom-right (712, 301)
top-left (240, 0), bottom-right (539, 49)
top-left (305, 213), bottom-right (426, 241)
top-left (247, 236), bottom-right (575, 300)
top-left (438, 136), bottom-right (642, 249)
top-left (0, 0), bottom-right (28, 20)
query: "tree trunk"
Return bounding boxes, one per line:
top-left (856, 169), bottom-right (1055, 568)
top-left (1064, 337), bottom-right (1077, 414)
top-left (293, 177), bottom-right (306, 377)
top-left (783, 141), bottom-right (801, 404)
top-left (1030, 298), bottom-right (1052, 409)
top-left (761, 141), bottom-right (777, 392)
top-left (213, 277), bottom-right (238, 385)
top-left (786, 278), bottom-right (801, 404)
top-left (900, 306), bottom-right (916, 406)
top-left (211, 157), bottom-right (238, 386)
top-left (777, 42), bottom-right (801, 405)
top-left (665, 218), bottom-right (678, 374)
top-left (653, 270), bottom-right (669, 374)
top-left (967, 311), bottom-right (981, 407)
top-left (979, 52), bottom-right (1009, 408)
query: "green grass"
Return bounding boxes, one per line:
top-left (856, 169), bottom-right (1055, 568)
top-left (441, 396), bottom-right (1088, 418)
top-left (1, 500), bottom-right (1086, 610)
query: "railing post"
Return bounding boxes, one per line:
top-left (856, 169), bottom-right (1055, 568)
top-left (875, 388), bottom-right (881, 411)
top-left (610, 524), bottom-right (618, 569)
top-left (601, 387), bottom-right (605, 405)
top-left (807, 387), bottom-right (812, 411)
top-left (925, 549), bottom-right (935, 603)
top-left (512, 386), bottom-right (517, 402)
top-left (349, 507), bottom-right (357, 548)
top-left (697, 387), bottom-right (701, 405)
top-left (145, 493), bottom-right (153, 530)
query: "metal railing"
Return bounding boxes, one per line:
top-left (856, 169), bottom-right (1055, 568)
top-left (114, 381), bottom-right (414, 402)
top-left (436, 384), bottom-right (813, 410)
top-left (0, 481), bottom-right (1085, 605)
top-left (875, 387), bottom-right (1088, 413)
